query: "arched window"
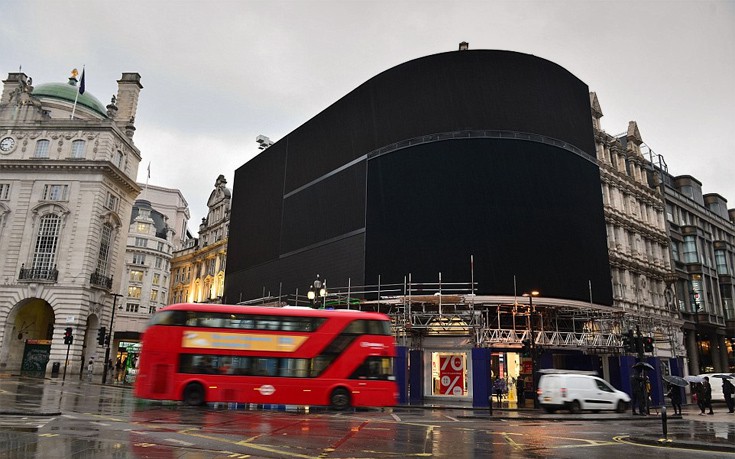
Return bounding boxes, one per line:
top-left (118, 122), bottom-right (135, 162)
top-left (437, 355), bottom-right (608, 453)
top-left (71, 140), bottom-right (86, 159)
top-left (34, 140), bottom-right (50, 158)
top-left (32, 214), bottom-right (61, 271)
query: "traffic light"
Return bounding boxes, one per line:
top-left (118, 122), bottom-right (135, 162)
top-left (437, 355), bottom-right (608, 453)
top-left (63, 327), bottom-right (73, 345)
top-left (521, 339), bottom-right (531, 357)
top-left (97, 327), bottom-right (106, 346)
top-left (622, 329), bottom-right (635, 353)
top-left (642, 336), bottom-right (654, 353)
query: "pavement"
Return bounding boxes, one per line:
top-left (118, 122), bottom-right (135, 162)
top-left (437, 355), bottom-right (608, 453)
top-left (2, 373), bottom-right (734, 454)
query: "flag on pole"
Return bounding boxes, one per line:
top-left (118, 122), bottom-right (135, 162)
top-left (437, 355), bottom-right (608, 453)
top-left (79, 68), bottom-right (86, 95)
top-left (147, 162), bottom-right (151, 179)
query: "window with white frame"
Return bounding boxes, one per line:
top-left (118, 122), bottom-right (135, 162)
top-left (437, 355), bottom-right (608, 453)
top-left (151, 289), bottom-right (159, 302)
top-left (132, 253), bottom-right (146, 265)
top-left (152, 273), bottom-right (160, 285)
top-left (105, 192), bottom-right (119, 212)
top-left (135, 237), bottom-right (146, 248)
top-left (71, 140), bottom-right (86, 159)
top-left (0, 183), bottom-right (9, 200)
top-left (149, 306), bottom-right (157, 314)
top-left (34, 140), bottom-right (50, 158)
top-left (42, 184), bottom-right (69, 201)
top-left (130, 270), bottom-right (143, 282)
top-left (127, 286), bottom-right (141, 299)
top-left (125, 303), bottom-right (139, 312)
top-left (95, 223), bottom-right (112, 276)
top-left (137, 222), bottom-right (150, 233)
top-left (32, 214), bottom-right (61, 271)
top-left (157, 241), bottom-right (164, 252)
top-left (155, 257), bottom-right (162, 268)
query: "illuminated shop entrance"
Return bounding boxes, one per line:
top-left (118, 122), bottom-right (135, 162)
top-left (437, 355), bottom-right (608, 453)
top-left (491, 351), bottom-right (528, 403)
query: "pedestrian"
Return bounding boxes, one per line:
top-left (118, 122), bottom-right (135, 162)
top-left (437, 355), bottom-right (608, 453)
top-left (693, 382), bottom-right (705, 415)
top-left (630, 373), bottom-right (641, 415)
top-left (493, 377), bottom-right (506, 408)
top-left (702, 377), bottom-right (714, 415)
top-left (516, 377), bottom-right (526, 408)
top-left (665, 383), bottom-right (682, 415)
top-left (86, 359), bottom-right (94, 381)
top-left (723, 378), bottom-right (735, 413)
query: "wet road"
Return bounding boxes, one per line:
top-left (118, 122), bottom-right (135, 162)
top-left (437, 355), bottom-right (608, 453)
top-left (1, 376), bottom-right (733, 458)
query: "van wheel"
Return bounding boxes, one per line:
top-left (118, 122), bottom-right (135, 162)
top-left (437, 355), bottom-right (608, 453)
top-left (616, 400), bottom-right (626, 413)
top-left (183, 382), bottom-right (205, 406)
top-left (569, 400), bottom-right (581, 414)
top-left (330, 388), bottom-right (351, 410)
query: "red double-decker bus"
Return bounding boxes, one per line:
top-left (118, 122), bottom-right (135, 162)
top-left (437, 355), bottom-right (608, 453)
top-left (133, 303), bottom-right (398, 409)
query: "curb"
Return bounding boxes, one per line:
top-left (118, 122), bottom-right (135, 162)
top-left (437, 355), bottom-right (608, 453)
top-left (627, 435), bottom-right (735, 454)
top-left (0, 411), bottom-right (62, 416)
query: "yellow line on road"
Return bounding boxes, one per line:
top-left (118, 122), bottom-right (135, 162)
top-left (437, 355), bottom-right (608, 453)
top-left (178, 429), bottom-right (316, 458)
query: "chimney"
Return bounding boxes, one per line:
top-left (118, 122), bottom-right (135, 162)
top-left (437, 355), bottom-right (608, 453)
top-left (458, 41), bottom-right (469, 51)
top-left (114, 72), bottom-right (143, 129)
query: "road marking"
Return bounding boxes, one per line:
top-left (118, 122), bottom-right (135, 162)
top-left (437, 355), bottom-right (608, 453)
top-left (391, 413), bottom-right (401, 422)
top-left (502, 432), bottom-right (524, 451)
top-left (180, 430), bottom-right (315, 458)
top-left (443, 415), bottom-right (459, 422)
top-left (39, 433), bottom-right (58, 437)
top-left (164, 438), bottom-right (195, 446)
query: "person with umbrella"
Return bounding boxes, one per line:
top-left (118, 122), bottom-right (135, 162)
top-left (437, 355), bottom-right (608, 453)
top-left (663, 375), bottom-right (686, 415)
top-left (702, 376), bottom-right (714, 415)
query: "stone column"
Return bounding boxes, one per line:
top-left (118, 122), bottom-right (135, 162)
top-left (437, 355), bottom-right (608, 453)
top-left (686, 330), bottom-right (699, 374)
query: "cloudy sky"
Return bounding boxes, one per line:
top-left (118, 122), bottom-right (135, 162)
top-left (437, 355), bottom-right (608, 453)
top-left (3, 0), bottom-right (733, 235)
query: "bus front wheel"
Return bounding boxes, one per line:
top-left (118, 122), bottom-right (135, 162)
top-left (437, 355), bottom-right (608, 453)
top-left (330, 387), bottom-right (351, 410)
top-left (183, 382), bottom-right (205, 406)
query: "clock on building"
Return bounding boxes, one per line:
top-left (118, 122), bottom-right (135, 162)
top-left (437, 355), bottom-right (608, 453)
top-left (0, 136), bottom-right (15, 153)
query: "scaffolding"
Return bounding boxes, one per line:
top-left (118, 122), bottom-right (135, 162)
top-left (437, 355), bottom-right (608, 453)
top-left (247, 276), bottom-right (683, 357)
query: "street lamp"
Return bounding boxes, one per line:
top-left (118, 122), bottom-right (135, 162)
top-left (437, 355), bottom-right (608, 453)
top-left (307, 274), bottom-right (327, 308)
top-left (523, 290), bottom-right (540, 408)
top-left (102, 293), bottom-right (123, 384)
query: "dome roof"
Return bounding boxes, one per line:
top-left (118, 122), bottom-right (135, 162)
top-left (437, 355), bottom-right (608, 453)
top-left (32, 82), bottom-right (108, 117)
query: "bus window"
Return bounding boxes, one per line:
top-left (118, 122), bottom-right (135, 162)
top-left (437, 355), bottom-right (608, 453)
top-left (280, 358), bottom-right (310, 377)
top-left (350, 357), bottom-right (394, 380)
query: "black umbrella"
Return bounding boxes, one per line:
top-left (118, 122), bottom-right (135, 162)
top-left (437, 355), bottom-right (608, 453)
top-left (632, 362), bottom-right (654, 371)
top-left (710, 373), bottom-right (735, 380)
top-left (662, 374), bottom-right (688, 387)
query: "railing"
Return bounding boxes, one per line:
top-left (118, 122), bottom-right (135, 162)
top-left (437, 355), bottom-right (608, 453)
top-left (90, 270), bottom-right (113, 289)
top-left (18, 264), bottom-right (58, 282)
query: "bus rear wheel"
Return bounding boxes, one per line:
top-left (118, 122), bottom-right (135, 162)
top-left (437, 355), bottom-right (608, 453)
top-left (330, 388), bottom-right (351, 410)
top-left (183, 382), bottom-right (205, 406)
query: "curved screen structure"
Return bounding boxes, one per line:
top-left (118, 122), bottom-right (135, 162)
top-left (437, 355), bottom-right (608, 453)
top-left (225, 50), bottom-right (612, 306)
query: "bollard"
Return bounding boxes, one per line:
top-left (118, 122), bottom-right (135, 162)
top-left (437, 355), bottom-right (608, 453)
top-left (488, 396), bottom-right (493, 416)
top-left (661, 405), bottom-right (667, 440)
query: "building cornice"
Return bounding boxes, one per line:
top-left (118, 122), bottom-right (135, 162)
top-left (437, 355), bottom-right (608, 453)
top-left (0, 160), bottom-right (142, 194)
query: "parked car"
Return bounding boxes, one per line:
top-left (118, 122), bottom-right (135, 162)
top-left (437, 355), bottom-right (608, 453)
top-left (537, 371), bottom-right (630, 413)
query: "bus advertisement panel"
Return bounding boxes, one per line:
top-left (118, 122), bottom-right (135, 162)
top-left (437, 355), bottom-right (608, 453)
top-left (133, 303), bottom-right (398, 409)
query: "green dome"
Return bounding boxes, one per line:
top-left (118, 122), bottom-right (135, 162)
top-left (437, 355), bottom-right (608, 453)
top-left (33, 82), bottom-right (108, 117)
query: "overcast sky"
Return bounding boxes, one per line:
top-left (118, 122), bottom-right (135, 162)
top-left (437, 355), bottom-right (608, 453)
top-left (3, 0), bottom-right (734, 236)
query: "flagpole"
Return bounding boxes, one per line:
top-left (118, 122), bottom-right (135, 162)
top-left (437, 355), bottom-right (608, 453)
top-left (70, 66), bottom-right (85, 120)
top-left (143, 162), bottom-right (150, 200)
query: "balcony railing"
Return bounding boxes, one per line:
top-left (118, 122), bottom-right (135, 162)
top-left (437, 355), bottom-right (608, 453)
top-left (90, 270), bottom-right (113, 289)
top-left (18, 264), bottom-right (58, 282)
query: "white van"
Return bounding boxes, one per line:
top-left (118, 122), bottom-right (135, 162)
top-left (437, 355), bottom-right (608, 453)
top-left (537, 371), bottom-right (630, 413)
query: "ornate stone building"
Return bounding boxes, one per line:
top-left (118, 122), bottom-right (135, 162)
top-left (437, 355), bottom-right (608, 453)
top-left (169, 175), bottom-right (230, 305)
top-left (590, 92), bottom-right (684, 361)
top-left (0, 70), bottom-right (143, 376)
